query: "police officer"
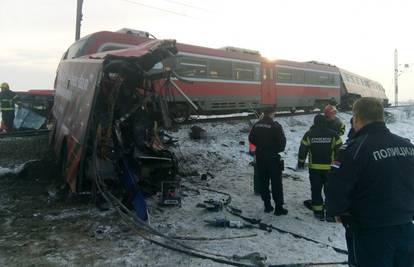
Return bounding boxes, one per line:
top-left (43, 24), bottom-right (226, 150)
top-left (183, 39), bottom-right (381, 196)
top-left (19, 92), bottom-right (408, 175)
top-left (248, 108), bottom-right (287, 215)
top-left (324, 104), bottom-right (345, 136)
top-left (327, 97), bottom-right (414, 267)
top-left (298, 114), bottom-right (342, 220)
top-left (0, 82), bottom-right (20, 131)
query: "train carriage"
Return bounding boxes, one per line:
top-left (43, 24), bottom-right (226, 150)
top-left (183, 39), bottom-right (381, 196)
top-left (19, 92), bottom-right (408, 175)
top-left (338, 68), bottom-right (388, 109)
top-left (57, 29), bottom-right (388, 118)
top-left (271, 60), bottom-right (341, 111)
top-left (160, 44), bottom-right (265, 116)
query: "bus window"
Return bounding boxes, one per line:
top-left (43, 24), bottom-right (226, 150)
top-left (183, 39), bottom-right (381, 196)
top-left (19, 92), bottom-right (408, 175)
top-left (97, 43), bottom-right (136, 53)
top-left (66, 38), bottom-right (88, 59)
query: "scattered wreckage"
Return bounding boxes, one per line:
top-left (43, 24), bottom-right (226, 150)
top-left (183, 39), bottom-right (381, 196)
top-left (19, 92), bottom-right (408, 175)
top-left (51, 39), bottom-right (182, 220)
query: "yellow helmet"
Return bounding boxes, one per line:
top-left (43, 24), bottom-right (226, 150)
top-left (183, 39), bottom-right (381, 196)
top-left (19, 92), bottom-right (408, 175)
top-left (0, 82), bottom-right (9, 90)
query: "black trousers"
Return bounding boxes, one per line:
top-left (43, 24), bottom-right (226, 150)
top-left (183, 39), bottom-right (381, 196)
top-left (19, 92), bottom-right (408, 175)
top-left (351, 222), bottom-right (414, 267)
top-left (309, 169), bottom-right (328, 209)
top-left (256, 153), bottom-right (283, 208)
top-left (1, 110), bottom-right (15, 130)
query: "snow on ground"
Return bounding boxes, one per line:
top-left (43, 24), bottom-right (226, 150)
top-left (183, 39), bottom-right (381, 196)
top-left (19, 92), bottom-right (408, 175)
top-left (1, 106), bottom-right (413, 266)
top-left (143, 106), bottom-right (413, 266)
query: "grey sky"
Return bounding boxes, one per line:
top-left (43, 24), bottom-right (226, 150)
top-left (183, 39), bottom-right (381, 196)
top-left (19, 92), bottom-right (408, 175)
top-left (1, 0), bottom-right (413, 102)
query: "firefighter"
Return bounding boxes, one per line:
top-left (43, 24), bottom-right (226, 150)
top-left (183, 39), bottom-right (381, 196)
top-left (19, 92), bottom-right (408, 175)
top-left (248, 108), bottom-right (287, 215)
top-left (323, 104), bottom-right (345, 136)
top-left (327, 97), bottom-right (414, 267)
top-left (0, 82), bottom-right (20, 131)
top-left (298, 114), bottom-right (342, 220)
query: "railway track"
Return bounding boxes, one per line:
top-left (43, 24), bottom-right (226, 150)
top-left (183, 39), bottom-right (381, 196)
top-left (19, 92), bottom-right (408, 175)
top-left (183, 110), bottom-right (320, 125)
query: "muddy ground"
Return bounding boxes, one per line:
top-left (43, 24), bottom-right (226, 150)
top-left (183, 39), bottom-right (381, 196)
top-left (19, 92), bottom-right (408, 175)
top-left (0, 136), bottom-right (221, 267)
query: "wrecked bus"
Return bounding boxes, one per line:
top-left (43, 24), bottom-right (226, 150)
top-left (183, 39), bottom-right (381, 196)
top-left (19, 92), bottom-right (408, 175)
top-left (51, 39), bottom-right (178, 219)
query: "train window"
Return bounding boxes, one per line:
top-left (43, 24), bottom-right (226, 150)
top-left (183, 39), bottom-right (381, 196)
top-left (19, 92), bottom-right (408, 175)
top-left (233, 63), bottom-right (259, 81)
top-left (176, 56), bottom-right (207, 78)
top-left (305, 71), bottom-right (337, 86)
top-left (276, 68), bottom-right (293, 82)
top-left (292, 69), bottom-right (305, 83)
top-left (208, 60), bottom-right (232, 80)
top-left (305, 71), bottom-right (318, 85)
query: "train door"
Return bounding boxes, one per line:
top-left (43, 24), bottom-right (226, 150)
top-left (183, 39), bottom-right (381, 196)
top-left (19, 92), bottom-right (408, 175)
top-left (260, 62), bottom-right (276, 105)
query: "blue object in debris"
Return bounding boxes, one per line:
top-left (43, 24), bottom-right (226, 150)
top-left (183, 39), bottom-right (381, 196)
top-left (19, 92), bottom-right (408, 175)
top-left (120, 158), bottom-right (148, 221)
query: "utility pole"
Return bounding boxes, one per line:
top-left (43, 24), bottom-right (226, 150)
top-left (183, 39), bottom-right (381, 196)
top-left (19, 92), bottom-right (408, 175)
top-left (394, 49), bottom-right (398, 106)
top-left (75, 0), bottom-right (84, 41)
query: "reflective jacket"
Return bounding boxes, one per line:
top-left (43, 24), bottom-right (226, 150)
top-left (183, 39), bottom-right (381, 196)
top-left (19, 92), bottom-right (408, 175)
top-left (326, 116), bottom-right (345, 136)
top-left (298, 125), bottom-right (342, 170)
top-left (0, 90), bottom-right (19, 111)
top-left (327, 122), bottom-right (414, 228)
top-left (248, 116), bottom-right (286, 157)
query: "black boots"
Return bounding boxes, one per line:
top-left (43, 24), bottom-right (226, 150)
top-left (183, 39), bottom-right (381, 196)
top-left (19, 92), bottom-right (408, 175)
top-left (274, 207), bottom-right (288, 216)
top-left (313, 211), bottom-right (325, 221)
top-left (264, 202), bottom-right (288, 215)
top-left (264, 204), bottom-right (274, 213)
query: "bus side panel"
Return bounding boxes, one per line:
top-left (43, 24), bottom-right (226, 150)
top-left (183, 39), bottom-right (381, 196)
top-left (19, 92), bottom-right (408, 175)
top-left (53, 59), bottom-right (102, 192)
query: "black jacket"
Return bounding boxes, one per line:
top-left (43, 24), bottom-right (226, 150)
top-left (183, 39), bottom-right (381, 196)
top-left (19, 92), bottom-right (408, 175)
top-left (298, 126), bottom-right (342, 170)
top-left (327, 122), bottom-right (414, 227)
top-left (248, 116), bottom-right (286, 157)
top-left (326, 116), bottom-right (345, 136)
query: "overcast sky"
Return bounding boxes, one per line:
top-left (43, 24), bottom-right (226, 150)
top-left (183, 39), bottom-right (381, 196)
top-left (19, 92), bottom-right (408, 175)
top-left (1, 0), bottom-right (413, 102)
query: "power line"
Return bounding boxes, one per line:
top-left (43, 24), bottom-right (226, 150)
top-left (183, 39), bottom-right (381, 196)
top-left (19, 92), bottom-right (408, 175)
top-left (160, 0), bottom-right (208, 11)
top-left (117, 0), bottom-right (190, 17)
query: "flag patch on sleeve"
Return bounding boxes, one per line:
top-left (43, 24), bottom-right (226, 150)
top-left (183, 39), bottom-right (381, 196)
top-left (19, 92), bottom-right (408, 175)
top-left (331, 160), bottom-right (341, 169)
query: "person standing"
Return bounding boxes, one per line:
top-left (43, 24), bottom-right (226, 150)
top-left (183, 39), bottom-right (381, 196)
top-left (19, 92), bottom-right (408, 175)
top-left (327, 97), bottom-right (414, 267)
top-left (298, 114), bottom-right (342, 220)
top-left (0, 82), bottom-right (20, 131)
top-left (324, 104), bottom-right (345, 136)
top-left (249, 108), bottom-right (287, 215)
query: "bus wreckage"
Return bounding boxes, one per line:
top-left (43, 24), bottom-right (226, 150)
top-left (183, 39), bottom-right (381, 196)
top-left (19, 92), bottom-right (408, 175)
top-left (51, 39), bottom-right (181, 220)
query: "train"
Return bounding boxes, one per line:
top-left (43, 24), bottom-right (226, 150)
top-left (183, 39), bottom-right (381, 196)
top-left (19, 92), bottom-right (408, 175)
top-left (58, 29), bottom-right (388, 121)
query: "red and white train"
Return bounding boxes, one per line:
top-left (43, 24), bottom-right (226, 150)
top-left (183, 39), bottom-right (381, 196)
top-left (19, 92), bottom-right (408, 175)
top-left (59, 29), bottom-right (388, 119)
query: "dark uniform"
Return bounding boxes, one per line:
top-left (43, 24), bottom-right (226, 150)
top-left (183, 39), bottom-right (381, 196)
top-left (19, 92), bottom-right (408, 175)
top-left (298, 115), bottom-right (342, 219)
top-left (0, 89), bottom-right (19, 130)
top-left (325, 116), bottom-right (346, 136)
top-left (327, 122), bottom-right (414, 267)
top-left (347, 117), bottom-right (355, 141)
top-left (248, 115), bottom-right (286, 214)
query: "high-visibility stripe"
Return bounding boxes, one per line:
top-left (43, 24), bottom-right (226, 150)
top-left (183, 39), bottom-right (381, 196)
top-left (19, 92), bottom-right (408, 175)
top-left (298, 159), bottom-right (306, 163)
top-left (309, 163), bottom-right (331, 170)
top-left (1, 108), bottom-right (15, 111)
top-left (335, 138), bottom-right (342, 145)
top-left (312, 205), bottom-right (324, 211)
top-left (301, 137), bottom-right (310, 146)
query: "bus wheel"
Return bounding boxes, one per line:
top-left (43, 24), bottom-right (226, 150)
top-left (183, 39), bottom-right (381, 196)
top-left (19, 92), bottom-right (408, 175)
top-left (170, 104), bottom-right (190, 123)
top-left (54, 144), bottom-right (70, 200)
